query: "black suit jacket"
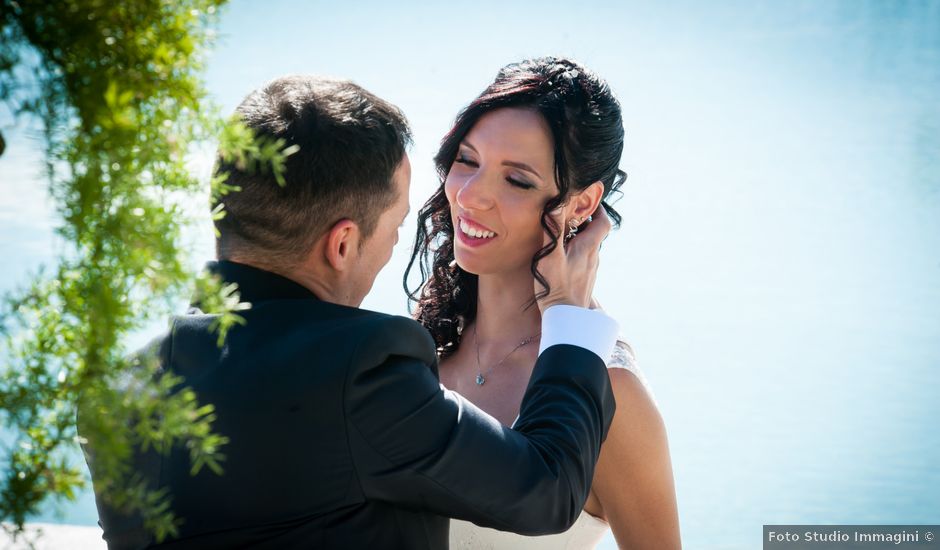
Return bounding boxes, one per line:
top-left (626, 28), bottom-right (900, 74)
top-left (85, 261), bottom-right (616, 549)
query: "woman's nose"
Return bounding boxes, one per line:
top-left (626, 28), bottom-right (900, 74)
top-left (455, 173), bottom-right (494, 211)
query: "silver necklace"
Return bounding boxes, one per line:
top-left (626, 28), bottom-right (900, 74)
top-left (473, 323), bottom-right (540, 386)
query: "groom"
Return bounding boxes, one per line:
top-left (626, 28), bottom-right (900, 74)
top-left (86, 75), bottom-right (619, 549)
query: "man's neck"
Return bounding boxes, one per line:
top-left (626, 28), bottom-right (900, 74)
top-left (283, 267), bottom-right (351, 306)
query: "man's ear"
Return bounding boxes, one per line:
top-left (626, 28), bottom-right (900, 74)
top-left (568, 181), bottom-right (605, 220)
top-left (324, 219), bottom-right (361, 271)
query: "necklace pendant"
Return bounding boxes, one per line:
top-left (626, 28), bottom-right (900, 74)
top-left (475, 373), bottom-right (485, 386)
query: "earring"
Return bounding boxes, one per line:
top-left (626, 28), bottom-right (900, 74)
top-left (566, 218), bottom-right (582, 241)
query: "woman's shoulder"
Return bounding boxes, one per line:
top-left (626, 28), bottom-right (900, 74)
top-left (592, 341), bottom-right (680, 549)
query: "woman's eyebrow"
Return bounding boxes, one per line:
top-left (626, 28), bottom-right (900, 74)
top-left (502, 160), bottom-right (542, 180)
top-left (460, 140), bottom-right (479, 153)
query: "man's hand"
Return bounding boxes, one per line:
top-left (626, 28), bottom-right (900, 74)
top-left (535, 206), bottom-right (612, 313)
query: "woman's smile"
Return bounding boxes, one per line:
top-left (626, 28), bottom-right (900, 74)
top-left (456, 215), bottom-right (499, 247)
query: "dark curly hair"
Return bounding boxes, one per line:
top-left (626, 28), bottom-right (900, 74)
top-left (404, 57), bottom-right (626, 357)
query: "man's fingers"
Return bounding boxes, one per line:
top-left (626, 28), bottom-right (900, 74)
top-left (574, 206), bottom-right (611, 250)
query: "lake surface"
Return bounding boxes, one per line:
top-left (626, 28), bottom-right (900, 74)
top-left (1, 1), bottom-right (937, 548)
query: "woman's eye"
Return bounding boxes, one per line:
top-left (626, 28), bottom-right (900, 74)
top-left (507, 177), bottom-right (534, 190)
top-left (454, 155), bottom-right (478, 167)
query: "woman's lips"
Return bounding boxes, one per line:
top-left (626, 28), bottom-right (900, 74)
top-left (456, 216), bottom-right (498, 248)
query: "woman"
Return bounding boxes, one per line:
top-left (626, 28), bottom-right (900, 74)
top-left (405, 57), bottom-right (681, 549)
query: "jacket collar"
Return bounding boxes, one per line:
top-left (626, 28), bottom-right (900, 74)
top-left (198, 260), bottom-right (319, 305)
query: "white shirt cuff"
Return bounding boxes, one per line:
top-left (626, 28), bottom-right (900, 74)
top-left (538, 305), bottom-right (619, 365)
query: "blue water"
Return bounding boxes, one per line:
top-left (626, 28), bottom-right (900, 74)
top-left (1, 1), bottom-right (938, 548)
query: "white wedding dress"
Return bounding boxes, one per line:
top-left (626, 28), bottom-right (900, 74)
top-left (449, 340), bottom-right (651, 550)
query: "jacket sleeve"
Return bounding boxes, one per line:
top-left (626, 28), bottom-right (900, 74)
top-left (344, 316), bottom-right (616, 535)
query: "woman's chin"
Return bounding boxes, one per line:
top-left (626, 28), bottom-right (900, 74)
top-left (454, 245), bottom-right (534, 278)
top-left (453, 252), bottom-right (485, 275)
top-left (453, 247), bottom-right (504, 276)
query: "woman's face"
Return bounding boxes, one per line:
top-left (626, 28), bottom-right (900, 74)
top-left (444, 107), bottom-right (559, 277)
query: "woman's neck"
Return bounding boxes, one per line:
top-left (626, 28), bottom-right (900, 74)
top-left (474, 268), bottom-right (542, 345)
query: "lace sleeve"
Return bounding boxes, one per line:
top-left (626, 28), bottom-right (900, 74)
top-left (609, 339), bottom-right (638, 371)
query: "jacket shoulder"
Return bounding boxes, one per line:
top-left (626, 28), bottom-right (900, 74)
top-left (345, 312), bottom-right (438, 370)
top-left (242, 300), bottom-right (438, 368)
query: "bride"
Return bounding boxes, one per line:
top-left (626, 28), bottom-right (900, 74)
top-left (406, 57), bottom-right (681, 549)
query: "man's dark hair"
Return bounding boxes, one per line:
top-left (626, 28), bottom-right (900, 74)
top-left (213, 75), bottom-right (412, 268)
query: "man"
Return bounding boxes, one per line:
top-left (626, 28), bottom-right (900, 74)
top-left (86, 75), bottom-right (619, 549)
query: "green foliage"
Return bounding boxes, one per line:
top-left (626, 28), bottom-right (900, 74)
top-left (215, 117), bottom-right (299, 189)
top-left (0, 0), bottom-right (291, 541)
